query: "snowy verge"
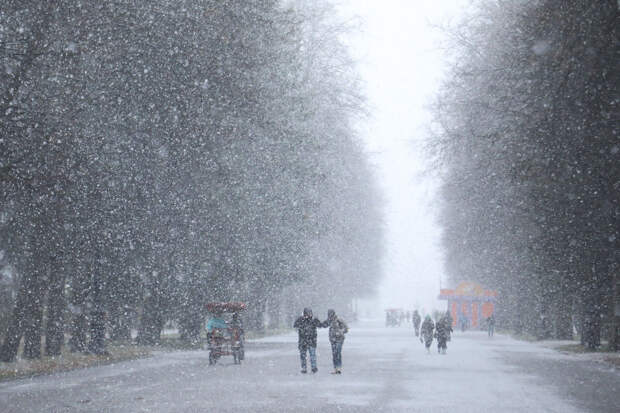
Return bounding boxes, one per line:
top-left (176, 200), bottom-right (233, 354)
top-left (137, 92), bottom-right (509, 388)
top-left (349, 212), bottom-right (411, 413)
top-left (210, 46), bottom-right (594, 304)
top-left (546, 342), bottom-right (620, 368)
top-left (504, 334), bottom-right (620, 370)
top-left (0, 344), bottom-right (151, 382)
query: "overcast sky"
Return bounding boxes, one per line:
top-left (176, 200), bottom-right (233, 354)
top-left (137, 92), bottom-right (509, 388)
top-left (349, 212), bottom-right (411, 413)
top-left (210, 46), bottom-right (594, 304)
top-left (336, 1), bottom-right (469, 315)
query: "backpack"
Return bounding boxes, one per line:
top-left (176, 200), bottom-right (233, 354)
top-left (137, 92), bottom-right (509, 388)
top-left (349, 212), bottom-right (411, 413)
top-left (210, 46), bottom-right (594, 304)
top-left (332, 319), bottom-right (347, 339)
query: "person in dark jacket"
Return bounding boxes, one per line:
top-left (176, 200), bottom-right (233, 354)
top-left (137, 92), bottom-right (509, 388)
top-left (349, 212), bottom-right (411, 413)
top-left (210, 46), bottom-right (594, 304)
top-left (435, 315), bottom-right (453, 354)
top-left (420, 315), bottom-right (434, 353)
top-left (487, 314), bottom-right (495, 337)
top-left (412, 310), bottom-right (422, 337)
top-left (293, 308), bottom-right (323, 373)
top-left (445, 310), bottom-right (453, 330)
top-left (323, 309), bottom-right (349, 374)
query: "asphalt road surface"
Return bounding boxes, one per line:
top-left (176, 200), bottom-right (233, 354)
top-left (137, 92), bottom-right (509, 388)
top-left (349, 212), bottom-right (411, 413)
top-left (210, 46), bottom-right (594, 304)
top-left (0, 319), bottom-right (618, 412)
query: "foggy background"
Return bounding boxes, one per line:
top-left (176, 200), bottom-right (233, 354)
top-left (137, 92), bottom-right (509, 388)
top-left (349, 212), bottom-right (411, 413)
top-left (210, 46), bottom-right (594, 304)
top-left (338, 0), bottom-right (469, 315)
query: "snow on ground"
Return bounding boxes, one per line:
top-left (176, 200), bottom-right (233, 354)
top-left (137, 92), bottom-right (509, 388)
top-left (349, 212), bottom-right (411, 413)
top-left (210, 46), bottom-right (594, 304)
top-left (0, 319), bottom-right (617, 412)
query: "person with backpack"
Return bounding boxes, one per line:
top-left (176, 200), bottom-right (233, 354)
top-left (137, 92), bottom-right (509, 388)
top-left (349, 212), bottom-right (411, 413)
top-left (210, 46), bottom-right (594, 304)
top-left (293, 308), bottom-right (324, 373)
top-left (322, 309), bottom-right (349, 374)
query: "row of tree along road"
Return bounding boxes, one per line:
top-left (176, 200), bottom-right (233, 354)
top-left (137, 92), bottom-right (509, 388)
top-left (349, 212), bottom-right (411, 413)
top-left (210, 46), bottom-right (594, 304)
top-left (433, 0), bottom-right (618, 349)
top-left (0, 1), bottom-right (384, 361)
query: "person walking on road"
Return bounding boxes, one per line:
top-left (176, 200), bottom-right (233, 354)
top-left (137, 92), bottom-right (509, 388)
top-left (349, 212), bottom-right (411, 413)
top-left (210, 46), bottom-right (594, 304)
top-left (435, 315), bottom-right (452, 354)
top-left (293, 308), bottom-right (324, 374)
top-left (420, 315), bottom-right (435, 353)
top-left (322, 309), bottom-right (349, 374)
top-left (444, 310), bottom-right (453, 330)
top-left (412, 310), bottom-right (421, 337)
top-left (487, 314), bottom-right (495, 337)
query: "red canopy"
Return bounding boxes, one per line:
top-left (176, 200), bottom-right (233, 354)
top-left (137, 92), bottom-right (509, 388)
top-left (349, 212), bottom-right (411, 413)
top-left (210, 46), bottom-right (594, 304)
top-left (206, 302), bottom-right (246, 312)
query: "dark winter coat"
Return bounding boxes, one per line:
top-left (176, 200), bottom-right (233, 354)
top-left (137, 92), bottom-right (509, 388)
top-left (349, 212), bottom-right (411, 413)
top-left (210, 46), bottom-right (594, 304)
top-left (294, 315), bottom-right (323, 348)
top-left (324, 316), bottom-right (348, 343)
top-left (435, 318), bottom-right (452, 342)
top-left (420, 318), bottom-right (434, 342)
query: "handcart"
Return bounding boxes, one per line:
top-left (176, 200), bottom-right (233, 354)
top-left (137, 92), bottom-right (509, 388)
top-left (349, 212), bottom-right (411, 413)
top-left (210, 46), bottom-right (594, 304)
top-left (205, 302), bottom-right (246, 365)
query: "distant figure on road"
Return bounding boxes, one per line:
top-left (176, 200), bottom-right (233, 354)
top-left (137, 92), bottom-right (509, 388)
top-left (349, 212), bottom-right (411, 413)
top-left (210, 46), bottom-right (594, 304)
top-left (487, 315), bottom-right (495, 337)
top-left (406, 311), bottom-right (411, 323)
top-left (420, 315), bottom-right (435, 353)
top-left (460, 317), bottom-right (468, 332)
top-left (445, 311), bottom-right (453, 342)
top-left (444, 310), bottom-right (453, 330)
top-left (435, 315), bottom-right (453, 354)
top-left (412, 310), bottom-right (421, 337)
top-left (293, 308), bottom-right (323, 374)
top-left (322, 309), bottom-right (349, 374)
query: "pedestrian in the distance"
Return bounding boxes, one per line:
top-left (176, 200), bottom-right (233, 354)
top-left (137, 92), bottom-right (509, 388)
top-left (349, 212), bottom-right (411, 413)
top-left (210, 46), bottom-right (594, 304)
top-left (487, 314), bottom-right (495, 337)
top-left (412, 310), bottom-right (421, 337)
top-left (293, 308), bottom-right (323, 374)
top-left (420, 315), bottom-right (434, 353)
top-left (323, 309), bottom-right (348, 374)
top-left (444, 310), bottom-right (453, 330)
top-left (460, 316), bottom-right (468, 332)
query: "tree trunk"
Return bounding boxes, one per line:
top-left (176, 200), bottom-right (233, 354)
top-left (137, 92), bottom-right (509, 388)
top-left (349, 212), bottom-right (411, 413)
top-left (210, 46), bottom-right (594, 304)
top-left (88, 311), bottom-right (107, 355)
top-left (582, 305), bottom-right (601, 349)
top-left (179, 312), bottom-right (202, 345)
top-left (610, 271), bottom-right (618, 351)
top-left (0, 291), bottom-right (27, 362)
top-left (178, 272), bottom-right (204, 346)
top-left (21, 265), bottom-right (46, 360)
top-left (582, 271), bottom-right (602, 349)
top-left (45, 262), bottom-right (66, 356)
top-left (87, 266), bottom-right (107, 355)
top-left (136, 296), bottom-right (164, 345)
top-left (109, 307), bottom-right (132, 342)
top-left (69, 312), bottom-right (88, 352)
top-left (248, 300), bottom-right (266, 332)
top-left (268, 297), bottom-right (281, 329)
top-left (0, 260), bottom-right (48, 361)
top-left (22, 297), bottom-right (44, 359)
top-left (553, 284), bottom-right (573, 340)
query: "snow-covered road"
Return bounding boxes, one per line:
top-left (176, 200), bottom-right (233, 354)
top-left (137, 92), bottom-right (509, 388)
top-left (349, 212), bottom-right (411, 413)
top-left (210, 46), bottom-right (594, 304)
top-left (0, 320), bottom-right (618, 412)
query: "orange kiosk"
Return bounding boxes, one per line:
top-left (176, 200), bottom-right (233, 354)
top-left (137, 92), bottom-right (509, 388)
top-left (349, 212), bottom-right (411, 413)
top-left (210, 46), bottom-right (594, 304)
top-left (438, 282), bottom-right (497, 329)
